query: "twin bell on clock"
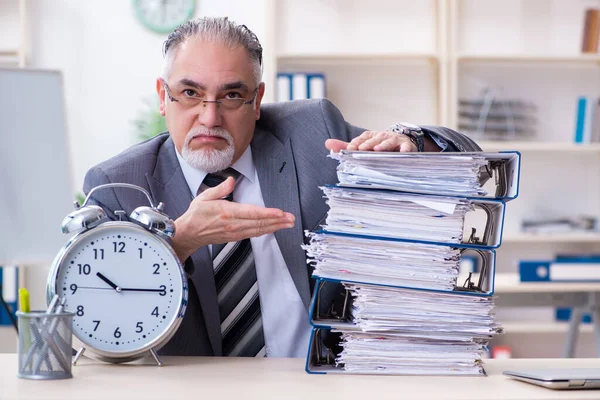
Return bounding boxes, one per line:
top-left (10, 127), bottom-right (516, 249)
top-left (46, 183), bottom-right (188, 366)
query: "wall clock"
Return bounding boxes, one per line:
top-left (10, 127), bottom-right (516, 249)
top-left (133, 0), bottom-right (196, 34)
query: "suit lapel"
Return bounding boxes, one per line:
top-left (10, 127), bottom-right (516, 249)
top-left (251, 128), bottom-right (311, 308)
top-left (145, 137), bottom-right (221, 356)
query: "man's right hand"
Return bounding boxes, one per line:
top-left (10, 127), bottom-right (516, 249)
top-left (170, 177), bottom-right (295, 262)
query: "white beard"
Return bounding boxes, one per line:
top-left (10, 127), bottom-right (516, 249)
top-left (181, 127), bottom-right (235, 173)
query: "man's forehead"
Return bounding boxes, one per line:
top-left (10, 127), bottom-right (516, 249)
top-left (170, 38), bottom-right (254, 85)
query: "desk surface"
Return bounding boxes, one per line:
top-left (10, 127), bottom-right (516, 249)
top-left (2, 354), bottom-right (600, 400)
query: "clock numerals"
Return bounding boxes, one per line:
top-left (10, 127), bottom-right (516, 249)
top-left (159, 285), bottom-right (166, 296)
top-left (151, 307), bottom-right (159, 317)
top-left (76, 305), bottom-right (84, 316)
top-left (153, 263), bottom-right (160, 274)
top-left (114, 327), bottom-right (121, 338)
top-left (136, 322), bottom-right (144, 333)
top-left (113, 241), bottom-right (126, 253)
top-left (70, 283), bottom-right (78, 294)
top-left (93, 248), bottom-right (105, 260)
top-left (138, 248), bottom-right (143, 259)
top-left (92, 320), bottom-right (100, 331)
top-left (78, 263), bottom-right (91, 275)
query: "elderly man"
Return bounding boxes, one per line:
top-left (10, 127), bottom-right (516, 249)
top-left (84, 17), bottom-right (480, 358)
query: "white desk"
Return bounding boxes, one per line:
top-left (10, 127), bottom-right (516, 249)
top-left (495, 273), bottom-right (600, 357)
top-left (2, 355), bottom-right (600, 400)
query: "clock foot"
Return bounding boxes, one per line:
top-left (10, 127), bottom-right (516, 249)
top-left (72, 347), bottom-right (86, 365)
top-left (150, 348), bottom-right (163, 367)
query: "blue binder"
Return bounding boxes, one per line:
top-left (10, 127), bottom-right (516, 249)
top-left (319, 190), bottom-right (507, 249)
top-left (556, 308), bottom-right (592, 324)
top-left (309, 267), bottom-right (497, 333)
top-left (337, 151), bottom-right (521, 201)
top-left (0, 266), bottom-right (18, 326)
top-left (519, 259), bottom-right (600, 282)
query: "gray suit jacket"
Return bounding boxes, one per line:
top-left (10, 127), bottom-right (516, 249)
top-left (83, 99), bottom-right (481, 356)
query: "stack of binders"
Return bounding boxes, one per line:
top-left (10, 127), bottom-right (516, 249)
top-left (303, 151), bottom-right (521, 375)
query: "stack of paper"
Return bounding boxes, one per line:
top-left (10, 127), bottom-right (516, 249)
top-left (331, 151), bottom-right (489, 197)
top-left (304, 232), bottom-right (461, 291)
top-left (321, 186), bottom-right (472, 243)
top-left (303, 151), bottom-right (520, 376)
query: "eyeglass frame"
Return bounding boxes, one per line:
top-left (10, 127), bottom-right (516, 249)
top-left (160, 78), bottom-right (259, 112)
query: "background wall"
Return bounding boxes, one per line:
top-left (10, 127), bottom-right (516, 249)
top-left (2, 0), bottom-right (600, 358)
top-left (27, 0), bottom-right (270, 192)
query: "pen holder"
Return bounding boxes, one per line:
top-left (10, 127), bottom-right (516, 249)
top-left (16, 310), bottom-right (75, 380)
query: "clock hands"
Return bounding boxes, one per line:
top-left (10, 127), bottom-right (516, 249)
top-left (94, 272), bottom-right (165, 294)
top-left (120, 287), bottom-right (165, 293)
top-left (96, 272), bottom-right (122, 293)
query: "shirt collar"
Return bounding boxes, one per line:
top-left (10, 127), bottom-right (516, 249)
top-left (175, 145), bottom-right (256, 196)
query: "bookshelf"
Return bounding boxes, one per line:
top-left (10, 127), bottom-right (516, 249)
top-left (503, 232), bottom-right (600, 244)
top-left (479, 141), bottom-right (600, 152)
top-left (502, 322), bottom-right (594, 334)
top-left (263, 0), bottom-right (600, 357)
top-left (265, 0), bottom-right (446, 130)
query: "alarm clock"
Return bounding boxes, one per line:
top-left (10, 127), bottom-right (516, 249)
top-left (46, 183), bottom-right (188, 366)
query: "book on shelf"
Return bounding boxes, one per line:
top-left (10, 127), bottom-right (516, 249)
top-left (276, 72), bottom-right (326, 102)
top-left (556, 308), bottom-right (592, 324)
top-left (574, 96), bottom-right (600, 144)
top-left (581, 8), bottom-right (600, 53)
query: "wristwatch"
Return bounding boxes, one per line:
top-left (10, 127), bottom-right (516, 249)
top-left (388, 122), bottom-right (425, 152)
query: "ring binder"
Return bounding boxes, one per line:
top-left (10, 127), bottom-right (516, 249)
top-left (304, 150), bottom-right (518, 376)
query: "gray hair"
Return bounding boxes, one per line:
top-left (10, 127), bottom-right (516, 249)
top-left (161, 17), bottom-right (263, 85)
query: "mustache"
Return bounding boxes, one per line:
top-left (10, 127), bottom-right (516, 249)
top-left (185, 127), bottom-right (233, 145)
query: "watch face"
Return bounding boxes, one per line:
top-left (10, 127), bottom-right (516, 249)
top-left (133, 0), bottom-right (196, 34)
top-left (51, 222), bottom-right (186, 356)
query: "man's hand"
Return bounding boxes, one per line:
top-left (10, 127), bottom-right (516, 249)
top-left (325, 131), bottom-right (417, 153)
top-left (171, 177), bottom-right (295, 262)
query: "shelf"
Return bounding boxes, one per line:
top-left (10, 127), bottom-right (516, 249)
top-left (494, 273), bottom-right (600, 293)
top-left (478, 141), bottom-right (600, 152)
top-left (457, 54), bottom-right (600, 64)
top-left (501, 322), bottom-right (594, 334)
top-left (277, 53), bottom-right (438, 64)
top-left (502, 232), bottom-right (600, 244)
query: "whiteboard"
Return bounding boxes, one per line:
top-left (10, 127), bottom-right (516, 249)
top-left (0, 69), bottom-right (75, 265)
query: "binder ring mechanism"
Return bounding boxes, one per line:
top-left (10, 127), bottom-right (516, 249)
top-left (455, 248), bottom-right (489, 294)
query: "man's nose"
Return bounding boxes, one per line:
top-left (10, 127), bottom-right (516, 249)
top-left (197, 101), bottom-right (221, 128)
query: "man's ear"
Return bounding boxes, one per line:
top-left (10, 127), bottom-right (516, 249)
top-left (254, 82), bottom-right (265, 120)
top-left (156, 78), bottom-right (166, 116)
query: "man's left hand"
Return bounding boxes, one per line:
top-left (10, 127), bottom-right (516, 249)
top-left (325, 131), bottom-right (416, 153)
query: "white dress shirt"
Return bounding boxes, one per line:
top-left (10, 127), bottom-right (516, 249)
top-left (175, 147), bottom-right (312, 357)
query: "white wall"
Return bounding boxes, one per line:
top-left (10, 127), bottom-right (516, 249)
top-left (27, 0), bottom-right (269, 192)
top-left (0, 0), bottom-right (269, 317)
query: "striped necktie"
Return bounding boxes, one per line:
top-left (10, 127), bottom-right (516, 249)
top-left (197, 169), bottom-right (266, 357)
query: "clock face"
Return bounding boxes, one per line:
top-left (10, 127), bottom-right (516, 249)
top-left (133, 0), bottom-right (196, 34)
top-left (51, 222), bottom-right (186, 356)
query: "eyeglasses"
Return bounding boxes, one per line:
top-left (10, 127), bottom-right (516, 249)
top-left (161, 79), bottom-right (258, 113)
